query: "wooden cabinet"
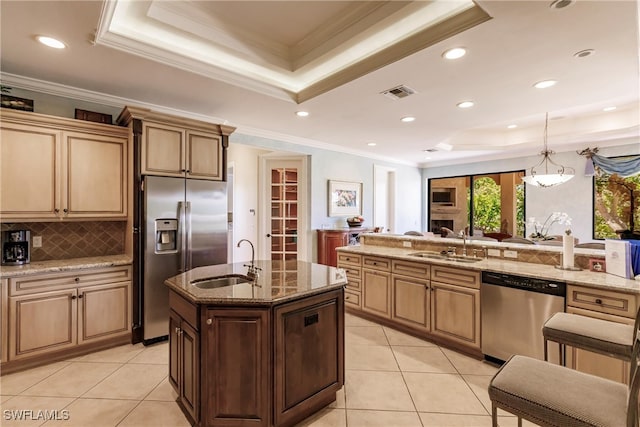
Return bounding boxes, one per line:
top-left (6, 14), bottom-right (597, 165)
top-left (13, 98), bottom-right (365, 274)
top-left (430, 265), bottom-right (481, 349)
top-left (391, 260), bottom-right (430, 331)
top-left (0, 110), bottom-right (128, 221)
top-left (317, 228), bottom-right (369, 267)
top-left (1, 279), bottom-right (7, 364)
top-left (274, 290), bottom-right (344, 426)
top-left (169, 291), bottom-right (200, 424)
top-left (361, 256), bottom-right (392, 318)
top-left (337, 253), bottom-right (362, 309)
top-left (3, 266), bottom-right (132, 369)
top-left (118, 106), bottom-right (235, 182)
top-left (565, 285), bottom-right (638, 384)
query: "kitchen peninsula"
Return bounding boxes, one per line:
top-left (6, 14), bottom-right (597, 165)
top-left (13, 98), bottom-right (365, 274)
top-left (164, 260), bottom-right (347, 427)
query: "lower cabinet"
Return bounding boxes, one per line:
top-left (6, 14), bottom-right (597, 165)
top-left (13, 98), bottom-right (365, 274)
top-left (565, 285), bottom-right (638, 384)
top-left (169, 310), bottom-right (199, 423)
top-left (169, 288), bottom-right (344, 427)
top-left (362, 269), bottom-right (391, 318)
top-left (430, 282), bottom-right (480, 349)
top-left (392, 275), bottom-right (430, 330)
top-left (4, 266), bottom-right (132, 368)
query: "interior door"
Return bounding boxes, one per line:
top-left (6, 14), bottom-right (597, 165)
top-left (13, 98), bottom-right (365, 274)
top-left (261, 156), bottom-right (308, 262)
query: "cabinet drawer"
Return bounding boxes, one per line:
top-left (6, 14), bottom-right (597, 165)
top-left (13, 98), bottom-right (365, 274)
top-left (345, 290), bottom-right (360, 308)
top-left (346, 278), bottom-right (361, 292)
top-left (392, 260), bottom-right (430, 279)
top-left (9, 266), bottom-right (132, 296)
top-left (567, 285), bottom-right (637, 318)
top-left (363, 256), bottom-right (391, 271)
top-left (340, 266), bottom-right (361, 281)
top-left (337, 253), bottom-right (362, 267)
top-left (431, 265), bottom-right (480, 289)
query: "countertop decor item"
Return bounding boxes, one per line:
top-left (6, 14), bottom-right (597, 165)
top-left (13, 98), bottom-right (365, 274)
top-left (521, 113), bottom-right (575, 187)
top-left (527, 212), bottom-right (571, 240)
top-left (347, 216), bottom-right (364, 227)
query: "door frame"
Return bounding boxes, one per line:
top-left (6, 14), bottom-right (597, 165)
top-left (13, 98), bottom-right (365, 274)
top-left (258, 154), bottom-right (310, 261)
top-left (373, 165), bottom-right (396, 233)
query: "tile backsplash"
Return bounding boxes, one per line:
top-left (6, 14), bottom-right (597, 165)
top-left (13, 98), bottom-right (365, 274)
top-left (1, 221), bottom-right (125, 261)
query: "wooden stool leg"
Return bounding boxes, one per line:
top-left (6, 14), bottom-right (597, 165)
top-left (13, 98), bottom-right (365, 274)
top-left (544, 338), bottom-right (549, 361)
top-left (491, 403), bottom-right (498, 427)
top-left (559, 342), bottom-right (564, 366)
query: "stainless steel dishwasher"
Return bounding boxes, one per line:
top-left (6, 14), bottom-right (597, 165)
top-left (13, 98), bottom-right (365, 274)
top-left (481, 271), bottom-right (565, 364)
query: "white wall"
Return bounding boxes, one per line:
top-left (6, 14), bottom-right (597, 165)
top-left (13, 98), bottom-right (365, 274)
top-left (423, 140), bottom-right (639, 243)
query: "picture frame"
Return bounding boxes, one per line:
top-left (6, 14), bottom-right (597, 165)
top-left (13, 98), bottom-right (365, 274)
top-left (328, 180), bottom-right (362, 217)
top-left (1, 95), bottom-right (34, 112)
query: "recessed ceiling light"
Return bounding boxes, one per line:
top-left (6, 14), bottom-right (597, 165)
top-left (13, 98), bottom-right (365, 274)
top-left (457, 101), bottom-right (474, 109)
top-left (442, 47), bottom-right (466, 60)
top-left (507, 124), bottom-right (518, 129)
top-left (295, 111), bottom-right (309, 117)
top-left (603, 106), bottom-right (617, 112)
top-left (367, 142), bottom-right (377, 147)
top-left (574, 49), bottom-right (595, 58)
top-left (533, 80), bottom-right (557, 89)
top-left (424, 156), bottom-right (432, 160)
top-left (550, 0), bottom-right (575, 10)
top-left (401, 116), bottom-right (416, 122)
top-left (36, 35), bottom-right (66, 49)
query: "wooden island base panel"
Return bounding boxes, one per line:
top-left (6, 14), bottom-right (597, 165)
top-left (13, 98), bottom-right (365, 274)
top-left (164, 260), bottom-right (347, 427)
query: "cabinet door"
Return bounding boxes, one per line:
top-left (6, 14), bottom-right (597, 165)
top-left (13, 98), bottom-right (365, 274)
top-left (169, 311), bottom-right (181, 392)
top-left (180, 320), bottom-right (199, 422)
top-left (1, 279), bottom-right (8, 363)
top-left (566, 306), bottom-right (632, 384)
top-left (142, 122), bottom-right (186, 177)
top-left (0, 122), bottom-right (61, 219)
top-left (186, 130), bottom-right (222, 180)
top-left (392, 276), bottom-right (430, 331)
top-left (317, 231), bottom-right (348, 267)
top-left (430, 282), bottom-right (480, 349)
top-left (362, 270), bottom-right (391, 318)
top-left (62, 131), bottom-right (127, 218)
top-left (202, 308), bottom-right (269, 427)
top-left (77, 282), bottom-right (131, 344)
top-left (9, 289), bottom-right (77, 360)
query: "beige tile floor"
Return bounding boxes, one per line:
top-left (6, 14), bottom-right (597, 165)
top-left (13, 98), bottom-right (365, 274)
top-left (0, 313), bottom-right (536, 426)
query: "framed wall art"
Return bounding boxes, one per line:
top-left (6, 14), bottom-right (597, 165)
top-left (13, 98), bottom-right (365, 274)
top-left (328, 180), bottom-right (362, 217)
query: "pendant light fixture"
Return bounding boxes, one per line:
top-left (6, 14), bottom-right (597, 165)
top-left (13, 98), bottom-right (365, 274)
top-left (522, 113), bottom-right (575, 187)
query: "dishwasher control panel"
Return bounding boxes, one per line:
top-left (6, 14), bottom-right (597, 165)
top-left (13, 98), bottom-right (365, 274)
top-left (482, 272), bottom-right (566, 296)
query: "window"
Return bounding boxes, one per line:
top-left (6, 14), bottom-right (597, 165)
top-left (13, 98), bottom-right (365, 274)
top-left (594, 172), bottom-right (640, 239)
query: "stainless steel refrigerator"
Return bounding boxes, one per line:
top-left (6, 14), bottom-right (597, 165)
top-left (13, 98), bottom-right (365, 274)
top-left (142, 175), bottom-right (228, 343)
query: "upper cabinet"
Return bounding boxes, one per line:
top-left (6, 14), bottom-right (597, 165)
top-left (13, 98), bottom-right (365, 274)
top-left (118, 106), bottom-right (235, 181)
top-left (0, 110), bottom-right (128, 221)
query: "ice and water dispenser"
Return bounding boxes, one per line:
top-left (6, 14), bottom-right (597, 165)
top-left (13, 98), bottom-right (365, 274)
top-left (155, 219), bottom-right (178, 253)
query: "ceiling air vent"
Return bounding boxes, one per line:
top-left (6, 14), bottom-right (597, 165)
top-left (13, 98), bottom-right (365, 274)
top-left (381, 85), bottom-right (416, 100)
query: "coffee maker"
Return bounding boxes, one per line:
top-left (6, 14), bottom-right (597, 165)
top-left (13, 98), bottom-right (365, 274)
top-left (2, 230), bottom-right (31, 265)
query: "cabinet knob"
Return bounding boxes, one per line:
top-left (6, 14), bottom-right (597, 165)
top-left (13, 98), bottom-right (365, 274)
top-left (595, 298), bottom-right (603, 304)
top-left (74, 277), bottom-right (80, 282)
top-left (71, 295), bottom-right (77, 300)
top-left (54, 208), bottom-right (60, 213)
top-left (63, 208), bottom-right (68, 213)
top-left (206, 319), bottom-right (212, 325)
top-left (186, 170), bottom-right (191, 173)
top-left (78, 293), bottom-right (83, 299)
top-left (175, 327), bottom-right (181, 335)
top-left (345, 296), bottom-right (350, 300)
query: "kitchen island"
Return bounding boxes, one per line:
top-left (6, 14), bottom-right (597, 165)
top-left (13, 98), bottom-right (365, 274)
top-left (164, 260), bottom-right (347, 427)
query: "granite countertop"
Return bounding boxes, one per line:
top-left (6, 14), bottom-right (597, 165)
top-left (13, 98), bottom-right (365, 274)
top-left (165, 260), bottom-right (347, 305)
top-left (0, 255), bottom-right (132, 278)
top-left (337, 245), bottom-right (640, 294)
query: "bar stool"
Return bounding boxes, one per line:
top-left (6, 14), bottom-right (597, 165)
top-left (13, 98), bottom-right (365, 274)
top-left (488, 342), bottom-right (640, 427)
top-left (542, 306), bottom-right (640, 367)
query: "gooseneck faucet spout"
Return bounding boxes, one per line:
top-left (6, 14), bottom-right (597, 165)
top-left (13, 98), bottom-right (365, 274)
top-left (237, 239), bottom-right (260, 280)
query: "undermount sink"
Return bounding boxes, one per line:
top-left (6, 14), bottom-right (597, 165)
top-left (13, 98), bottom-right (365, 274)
top-left (408, 252), bottom-right (483, 263)
top-left (191, 274), bottom-right (253, 289)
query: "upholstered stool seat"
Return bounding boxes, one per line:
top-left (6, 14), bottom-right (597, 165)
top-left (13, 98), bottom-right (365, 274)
top-left (543, 312), bottom-right (635, 362)
top-left (488, 354), bottom-right (635, 427)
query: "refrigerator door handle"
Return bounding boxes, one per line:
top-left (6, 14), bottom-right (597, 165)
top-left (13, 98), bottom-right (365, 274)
top-left (185, 201), bottom-right (193, 270)
top-left (178, 201), bottom-right (186, 273)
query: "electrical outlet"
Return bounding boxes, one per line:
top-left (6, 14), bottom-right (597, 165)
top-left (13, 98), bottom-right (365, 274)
top-left (402, 241), bottom-right (412, 248)
top-left (487, 248), bottom-right (501, 257)
top-left (503, 250), bottom-right (518, 258)
top-left (33, 236), bottom-right (42, 248)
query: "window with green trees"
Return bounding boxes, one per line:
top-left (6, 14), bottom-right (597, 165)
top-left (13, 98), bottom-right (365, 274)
top-left (594, 172), bottom-right (640, 239)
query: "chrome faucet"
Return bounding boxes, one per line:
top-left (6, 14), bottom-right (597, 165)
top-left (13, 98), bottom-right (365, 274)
top-left (459, 230), bottom-right (467, 256)
top-left (237, 239), bottom-right (261, 280)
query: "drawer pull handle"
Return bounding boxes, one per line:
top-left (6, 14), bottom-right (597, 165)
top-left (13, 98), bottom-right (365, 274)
top-left (345, 296), bottom-right (350, 300)
top-left (595, 298), bottom-right (603, 304)
top-left (206, 319), bottom-right (212, 325)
